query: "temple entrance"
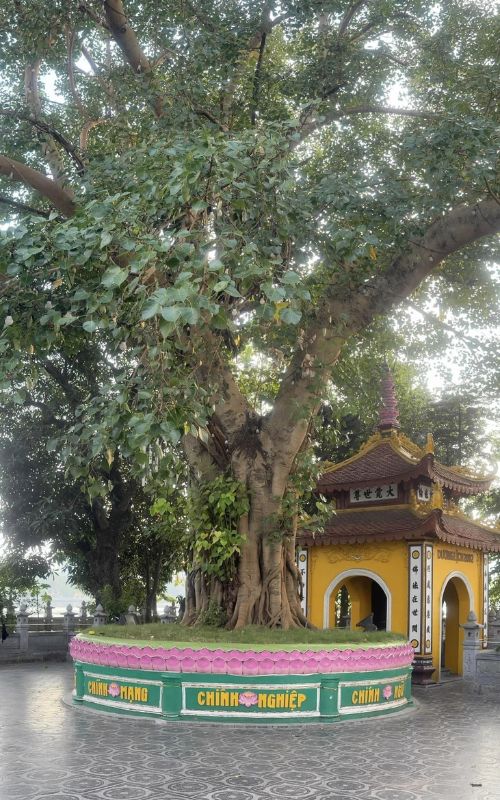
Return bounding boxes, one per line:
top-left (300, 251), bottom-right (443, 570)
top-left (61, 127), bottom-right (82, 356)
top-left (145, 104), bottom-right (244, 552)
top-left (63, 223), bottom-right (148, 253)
top-left (325, 570), bottom-right (391, 631)
top-left (440, 575), bottom-right (471, 676)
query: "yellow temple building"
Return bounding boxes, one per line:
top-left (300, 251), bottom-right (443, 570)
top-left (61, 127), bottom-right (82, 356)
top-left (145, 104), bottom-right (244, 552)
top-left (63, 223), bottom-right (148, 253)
top-left (297, 368), bottom-right (500, 683)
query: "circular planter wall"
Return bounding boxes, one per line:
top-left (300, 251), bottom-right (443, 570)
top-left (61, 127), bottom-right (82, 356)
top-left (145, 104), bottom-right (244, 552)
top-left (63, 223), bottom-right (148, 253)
top-left (70, 635), bottom-right (414, 723)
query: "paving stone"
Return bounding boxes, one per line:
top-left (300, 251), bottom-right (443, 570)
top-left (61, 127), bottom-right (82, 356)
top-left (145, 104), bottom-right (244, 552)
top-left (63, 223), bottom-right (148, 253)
top-left (1, 664), bottom-right (500, 800)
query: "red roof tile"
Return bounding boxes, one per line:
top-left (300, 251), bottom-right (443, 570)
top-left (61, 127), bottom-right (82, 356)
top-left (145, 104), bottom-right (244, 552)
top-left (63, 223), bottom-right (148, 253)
top-left (317, 442), bottom-right (421, 492)
top-left (297, 507), bottom-right (500, 553)
top-left (318, 440), bottom-right (493, 496)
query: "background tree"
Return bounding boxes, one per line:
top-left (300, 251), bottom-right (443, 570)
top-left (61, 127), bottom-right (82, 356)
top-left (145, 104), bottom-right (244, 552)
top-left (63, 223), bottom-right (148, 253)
top-left (0, 1), bottom-right (499, 628)
top-left (0, 345), bottom-right (185, 613)
top-left (0, 550), bottom-right (49, 623)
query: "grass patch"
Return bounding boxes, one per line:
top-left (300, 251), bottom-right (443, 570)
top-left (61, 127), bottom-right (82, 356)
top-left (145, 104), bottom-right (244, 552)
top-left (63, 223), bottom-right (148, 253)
top-left (80, 624), bottom-right (406, 652)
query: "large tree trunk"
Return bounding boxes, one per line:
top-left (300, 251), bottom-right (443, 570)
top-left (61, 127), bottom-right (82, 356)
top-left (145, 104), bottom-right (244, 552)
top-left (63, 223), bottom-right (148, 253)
top-left (183, 435), bottom-right (310, 630)
top-left (89, 527), bottom-right (122, 604)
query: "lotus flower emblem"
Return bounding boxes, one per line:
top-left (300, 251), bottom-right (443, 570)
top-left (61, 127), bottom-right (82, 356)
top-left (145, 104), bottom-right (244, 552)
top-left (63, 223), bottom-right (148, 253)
top-left (239, 691), bottom-right (258, 707)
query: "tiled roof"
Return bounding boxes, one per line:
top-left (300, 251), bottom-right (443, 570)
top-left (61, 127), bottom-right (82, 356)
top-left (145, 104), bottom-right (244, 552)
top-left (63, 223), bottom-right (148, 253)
top-left (317, 438), bottom-right (494, 496)
top-left (317, 441), bottom-right (423, 491)
top-left (439, 514), bottom-right (500, 552)
top-left (297, 507), bottom-right (500, 553)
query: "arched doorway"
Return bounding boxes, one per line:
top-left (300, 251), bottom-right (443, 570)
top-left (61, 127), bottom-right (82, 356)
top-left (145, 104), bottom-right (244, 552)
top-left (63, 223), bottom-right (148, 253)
top-left (439, 574), bottom-right (472, 676)
top-left (324, 569), bottom-right (391, 631)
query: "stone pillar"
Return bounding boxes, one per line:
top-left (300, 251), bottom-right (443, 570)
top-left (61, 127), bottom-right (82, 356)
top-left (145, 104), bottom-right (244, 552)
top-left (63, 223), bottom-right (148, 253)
top-left (125, 605), bottom-right (138, 624)
top-left (16, 603), bottom-right (30, 651)
top-left (44, 601), bottom-right (53, 624)
top-left (63, 604), bottom-right (77, 632)
top-left (80, 601), bottom-right (88, 623)
top-left (461, 610), bottom-right (483, 681)
top-left (93, 604), bottom-right (108, 627)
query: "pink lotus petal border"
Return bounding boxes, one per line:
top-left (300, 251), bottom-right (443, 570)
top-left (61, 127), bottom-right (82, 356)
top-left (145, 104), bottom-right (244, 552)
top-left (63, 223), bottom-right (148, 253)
top-left (70, 637), bottom-right (414, 675)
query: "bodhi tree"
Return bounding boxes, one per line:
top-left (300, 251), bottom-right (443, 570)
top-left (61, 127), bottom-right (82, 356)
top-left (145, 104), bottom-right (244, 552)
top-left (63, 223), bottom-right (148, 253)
top-left (0, 1), bottom-right (499, 628)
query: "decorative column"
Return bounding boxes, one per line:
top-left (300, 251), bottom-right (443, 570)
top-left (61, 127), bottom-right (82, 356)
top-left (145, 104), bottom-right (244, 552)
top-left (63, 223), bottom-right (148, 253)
top-left (63, 604), bottom-right (77, 632)
top-left (93, 604), bottom-right (108, 626)
top-left (297, 548), bottom-right (308, 617)
top-left (461, 610), bottom-right (483, 681)
top-left (409, 543), bottom-right (435, 685)
top-left (80, 601), bottom-right (88, 624)
top-left (16, 603), bottom-right (30, 652)
top-left (44, 600), bottom-right (53, 625)
top-left (482, 555), bottom-right (489, 648)
top-left (125, 605), bottom-right (139, 624)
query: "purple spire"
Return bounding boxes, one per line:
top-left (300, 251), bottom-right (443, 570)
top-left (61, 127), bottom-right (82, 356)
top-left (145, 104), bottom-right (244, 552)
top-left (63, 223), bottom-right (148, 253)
top-left (377, 365), bottom-right (400, 430)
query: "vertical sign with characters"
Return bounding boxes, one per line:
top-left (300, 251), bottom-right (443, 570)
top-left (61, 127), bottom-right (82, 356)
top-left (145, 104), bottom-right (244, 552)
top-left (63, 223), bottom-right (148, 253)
top-left (483, 554), bottom-right (489, 648)
top-left (424, 545), bottom-right (433, 654)
top-left (408, 544), bottom-right (423, 653)
top-left (297, 548), bottom-right (308, 616)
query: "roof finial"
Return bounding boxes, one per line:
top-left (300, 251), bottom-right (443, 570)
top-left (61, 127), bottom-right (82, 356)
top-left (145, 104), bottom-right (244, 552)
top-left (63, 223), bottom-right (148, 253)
top-left (377, 363), bottom-right (400, 431)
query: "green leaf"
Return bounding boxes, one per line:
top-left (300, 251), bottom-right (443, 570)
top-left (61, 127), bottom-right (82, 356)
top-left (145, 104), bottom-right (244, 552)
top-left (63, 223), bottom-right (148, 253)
top-left (100, 231), bottom-right (113, 248)
top-left (161, 306), bottom-right (183, 322)
top-left (141, 301), bottom-right (161, 320)
top-left (101, 266), bottom-right (128, 288)
top-left (83, 320), bottom-right (98, 333)
top-left (282, 271), bottom-right (301, 285)
top-left (280, 308), bottom-right (302, 325)
top-left (181, 307), bottom-right (199, 325)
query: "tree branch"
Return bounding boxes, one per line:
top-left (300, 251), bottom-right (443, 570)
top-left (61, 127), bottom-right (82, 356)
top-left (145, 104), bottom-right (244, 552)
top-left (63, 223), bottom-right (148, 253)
top-left (79, 118), bottom-right (109, 150)
top-left (194, 331), bottom-right (253, 443)
top-left (0, 108), bottom-right (85, 175)
top-left (0, 155), bottom-right (76, 217)
top-left (405, 300), bottom-right (485, 350)
top-left (66, 28), bottom-right (87, 119)
top-left (24, 60), bottom-right (72, 186)
top-left (103, 0), bottom-right (167, 118)
top-left (266, 197), bottom-right (500, 465)
top-left (338, 1), bottom-right (368, 37)
top-left (251, 31), bottom-right (267, 125)
top-left (78, 2), bottom-right (110, 30)
top-left (0, 193), bottom-right (50, 218)
top-left (298, 103), bottom-right (438, 142)
top-left (38, 358), bottom-right (83, 408)
top-left (221, 5), bottom-right (289, 125)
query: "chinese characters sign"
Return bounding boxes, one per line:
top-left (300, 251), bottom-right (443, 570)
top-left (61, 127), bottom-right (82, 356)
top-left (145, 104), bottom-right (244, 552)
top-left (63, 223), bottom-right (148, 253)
top-left (349, 484), bottom-right (397, 503)
top-left (297, 548), bottom-right (308, 616)
top-left (483, 554), bottom-right (489, 648)
top-left (417, 484), bottom-right (432, 502)
top-left (424, 546), bottom-right (433, 654)
top-left (408, 545), bottom-right (423, 653)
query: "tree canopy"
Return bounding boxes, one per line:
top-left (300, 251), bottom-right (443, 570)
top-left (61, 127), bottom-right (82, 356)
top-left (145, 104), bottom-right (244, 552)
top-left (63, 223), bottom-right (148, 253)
top-left (0, 1), bottom-right (499, 627)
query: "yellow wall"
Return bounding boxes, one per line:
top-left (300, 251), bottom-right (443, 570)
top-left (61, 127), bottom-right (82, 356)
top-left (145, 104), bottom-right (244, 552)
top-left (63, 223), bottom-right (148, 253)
top-left (307, 539), bottom-right (485, 679)
top-left (307, 540), bottom-right (409, 637)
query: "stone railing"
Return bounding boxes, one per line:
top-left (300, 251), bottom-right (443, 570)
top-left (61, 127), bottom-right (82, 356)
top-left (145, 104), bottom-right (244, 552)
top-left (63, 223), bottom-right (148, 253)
top-left (0, 602), bottom-right (91, 663)
top-left (487, 608), bottom-right (500, 647)
top-left (0, 601), bottom-right (179, 664)
top-left (460, 607), bottom-right (500, 693)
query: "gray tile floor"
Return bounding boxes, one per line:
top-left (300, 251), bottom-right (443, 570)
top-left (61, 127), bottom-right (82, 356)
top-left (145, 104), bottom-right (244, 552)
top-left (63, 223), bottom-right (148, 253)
top-left (0, 663), bottom-right (499, 800)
